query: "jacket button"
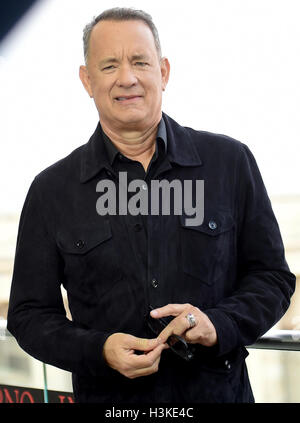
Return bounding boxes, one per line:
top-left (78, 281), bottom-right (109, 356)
top-left (208, 220), bottom-right (217, 230)
top-left (224, 360), bottom-right (231, 369)
top-left (75, 240), bottom-right (85, 249)
top-left (133, 223), bottom-right (142, 232)
top-left (151, 278), bottom-right (158, 288)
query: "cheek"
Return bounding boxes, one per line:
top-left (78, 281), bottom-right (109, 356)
top-left (94, 86), bottom-right (112, 107)
top-left (148, 84), bottom-right (163, 106)
top-left (89, 76), bottom-right (111, 97)
top-left (143, 78), bottom-right (162, 97)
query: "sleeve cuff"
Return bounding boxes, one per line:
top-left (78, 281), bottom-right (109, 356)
top-left (203, 308), bottom-right (240, 357)
top-left (83, 330), bottom-right (116, 378)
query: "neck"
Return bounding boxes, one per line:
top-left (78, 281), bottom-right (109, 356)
top-left (101, 118), bottom-right (161, 170)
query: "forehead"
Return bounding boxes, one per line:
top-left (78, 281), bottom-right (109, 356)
top-left (88, 19), bottom-right (157, 59)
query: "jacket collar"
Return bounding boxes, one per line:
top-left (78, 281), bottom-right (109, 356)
top-left (162, 112), bottom-right (202, 167)
top-left (80, 112), bottom-right (202, 183)
top-left (80, 121), bottom-right (110, 183)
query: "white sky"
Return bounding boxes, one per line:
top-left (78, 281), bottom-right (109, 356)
top-left (0, 0), bottom-right (300, 214)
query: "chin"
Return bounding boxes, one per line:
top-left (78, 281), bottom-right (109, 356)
top-left (116, 111), bottom-right (149, 125)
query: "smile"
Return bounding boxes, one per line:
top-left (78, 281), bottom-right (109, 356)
top-left (115, 96), bottom-right (142, 103)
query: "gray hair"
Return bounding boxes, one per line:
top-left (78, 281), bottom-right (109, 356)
top-left (83, 7), bottom-right (162, 64)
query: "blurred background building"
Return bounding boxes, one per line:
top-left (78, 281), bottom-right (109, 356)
top-left (0, 0), bottom-right (299, 402)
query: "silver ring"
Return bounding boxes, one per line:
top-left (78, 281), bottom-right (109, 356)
top-left (186, 313), bottom-right (196, 328)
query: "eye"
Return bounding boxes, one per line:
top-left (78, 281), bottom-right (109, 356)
top-left (102, 65), bottom-right (115, 71)
top-left (135, 62), bottom-right (148, 67)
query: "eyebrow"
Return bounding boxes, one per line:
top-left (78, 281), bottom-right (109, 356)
top-left (131, 54), bottom-right (149, 61)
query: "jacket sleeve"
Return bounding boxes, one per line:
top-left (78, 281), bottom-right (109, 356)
top-left (204, 143), bottom-right (296, 356)
top-left (7, 178), bottom-right (114, 378)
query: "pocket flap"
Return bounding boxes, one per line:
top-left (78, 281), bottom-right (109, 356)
top-left (180, 211), bottom-right (234, 236)
top-left (57, 219), bottom-right (112, 254)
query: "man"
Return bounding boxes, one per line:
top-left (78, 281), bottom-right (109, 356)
top-left (7, 8), bottom-right (295, 403)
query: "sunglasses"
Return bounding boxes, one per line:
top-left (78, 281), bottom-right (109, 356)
top-left (146, 305), bottom-right (195, 361)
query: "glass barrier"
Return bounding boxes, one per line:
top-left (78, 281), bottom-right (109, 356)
top-left (0, 319), bottom-right (73, 403)
top-left (246, 348), bottom-right (300, 403)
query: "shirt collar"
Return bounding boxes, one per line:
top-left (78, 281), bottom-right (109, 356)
top-left (102, 117), bottom-right (167, 167)
top-left (80, 112), bottom-right (202, 183)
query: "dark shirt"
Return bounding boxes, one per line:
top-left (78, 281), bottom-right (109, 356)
top-left (102, 117), bottom-right (167, 230)
top-left (7, 112), bottom-right (295, 403)
top-left (102, 118), bottom-right (167, 274)
top-left (102, 117), bottom-right (167, 173)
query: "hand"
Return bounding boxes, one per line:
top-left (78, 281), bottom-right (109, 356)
top-left (102, 332), bottom-right (169, 379)
top-left (150, 303), bottom-right (217, 347)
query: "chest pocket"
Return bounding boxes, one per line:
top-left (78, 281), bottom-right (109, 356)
top-left (57, 218), bottom-right (122, 298)
top-left (180, 211), bottom-right (234, 285)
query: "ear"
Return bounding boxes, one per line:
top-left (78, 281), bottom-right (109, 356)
top-left (160, 57), bottom-right (170, 91)
top-left (79, 65), bottom-right (93, 98)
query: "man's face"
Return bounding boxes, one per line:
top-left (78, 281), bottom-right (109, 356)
top-left (80, 20), bottom-right (170, 132)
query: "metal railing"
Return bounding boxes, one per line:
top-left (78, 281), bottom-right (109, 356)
top-left (248, 329), bottom-right (300, 351)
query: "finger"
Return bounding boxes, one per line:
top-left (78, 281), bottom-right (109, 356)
top-left (184, 327), bottom-right (199, 344)
top-left (157, 310), bottom-right (197, 344)
top-left (125, 335), bottom-right (163, 352)
top-left (150, 303), bottom-right (190, 318)
top-left (129, 342), bottom-right (168, 370)
top-left (184, 313), bottom-right (217, 346)
top-left (127, 350), bottom-right (163, 379)
top-left (156, 325), bottom-right (173, 344)
top-left (183, 311), bottom-right (204, 343)
top-left (184, 326), bottom-right (216, 346)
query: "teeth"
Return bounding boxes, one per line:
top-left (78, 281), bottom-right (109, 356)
top-left (118, 97), bottom-right (127, 100)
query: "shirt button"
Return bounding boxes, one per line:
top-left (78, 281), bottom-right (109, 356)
top-left (151, 278), bottom-right (159, 288)
top-left (133, 223), bottom-right (143, 232)
top-left (75, 240), bottom-right (85, 249)
top-left (208, 220), bottom-right (217, 230)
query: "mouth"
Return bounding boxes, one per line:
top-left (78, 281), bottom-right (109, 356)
top-left (114, 95), bottom-right (143, 103)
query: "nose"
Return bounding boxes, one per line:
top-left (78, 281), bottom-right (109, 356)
top-left (116, 65), bottom-right (138, 88)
